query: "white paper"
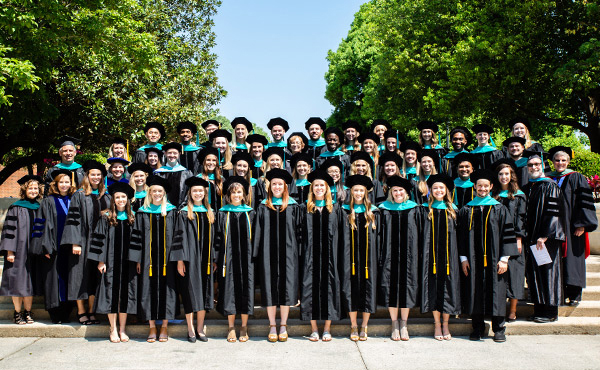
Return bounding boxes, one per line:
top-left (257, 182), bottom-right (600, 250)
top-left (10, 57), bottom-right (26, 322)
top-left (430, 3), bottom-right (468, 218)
top-left (529, 244), bottom-right (552, 266)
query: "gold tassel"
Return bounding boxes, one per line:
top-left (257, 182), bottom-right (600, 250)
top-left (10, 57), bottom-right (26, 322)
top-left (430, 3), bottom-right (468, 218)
top-left (365, 226), bottom-right (369, 279)
top-left (149, 214), bottom-right (153, 277)
top-left (163, 216), bottom-right (167, 276)
top-left (351, 228), bottom-right (355, 275)
top-left (484, 206), bottom-right (492, 268)
top-left (446, 210), bottom-right (450, 276)
top-left (432, 211), bottom-right (436, 275)
top-left (149, 265), bottom-right (153, 277)
top-left (126, 139), bottom-right (130, 162)
top-left (222, 213), bottom-right (230, 277)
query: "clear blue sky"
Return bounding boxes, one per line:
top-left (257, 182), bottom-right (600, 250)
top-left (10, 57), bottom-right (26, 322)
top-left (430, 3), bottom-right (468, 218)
top-left (212, 1), bottom-right (366, 134)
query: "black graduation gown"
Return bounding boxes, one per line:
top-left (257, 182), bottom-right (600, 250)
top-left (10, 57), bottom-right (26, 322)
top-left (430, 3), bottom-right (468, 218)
top-left (0, 203), bottom-right (43, 297)
top-left (452, 183), bottom-right (475, 209)
top-left (341, 206), bottom-right (380, 313)
top-left (307, 144), bottom-right (326, 163)
top-left (214, 209), bottom-right (255, 316)
top-left (61, 191), bottom-right (111, 300)
top-left (44, 165), bottom-right (85, 194)
top-left (129, 209), bottom-right (178, 321)
top-left (497, 192), bottom-right (528, 300)
top-left (154, 168), bottom-right (193, 207)
top-left (370, 180), bottom-right (386, 206)
top-left (170, 210), bottom-right (215, 313)
top-left (458, 203), bottom-right (519, 316)
top-left (443, 151), bottom-right (468, 179)
top-left (198, 175), bottom-right (224, 211)
top-left (471, 148), bottom-right (504, 170)
top-left (289, 181), bottom-right (310, 204)
top-left (377, 206), bottom-right (421, 309)
top-left (522, 179), bottom-right (566, 306)
top-left (315, 152), bottom-right (351, 177)
top-left (131, 194), bottom-right (146, 213)
top-left (253, 202), bottom-right (302, 307)
top-left (180, 147), bottom-right (201, 175)
top-left (410, 178), bottom-right (429, 205)
top-left (300, 203), bottom-right (349, 320)
top-left (419, 206), bottom-right (461, 314)
top-left (132, 146), bottom-right (165, 164)
top-left (88, 216), bottom-right (137, 314)
top-left (549, 171), bottom-right (598, 289)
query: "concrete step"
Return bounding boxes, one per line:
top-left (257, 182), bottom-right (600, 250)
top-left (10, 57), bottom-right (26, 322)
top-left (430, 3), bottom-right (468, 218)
top-left (0, 316), bottom-right (598, 339)
top-left (587, 256), bottom-right (600, 273)
top-left (587, 272), bottom-right (600, 286)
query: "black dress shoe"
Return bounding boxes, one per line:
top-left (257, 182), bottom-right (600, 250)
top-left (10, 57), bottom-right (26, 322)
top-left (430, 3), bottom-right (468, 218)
top-left (534, 316), bottom-right (558, 323)
top-left (469, 331), bottom-right (482, 341)
top-left (526, 315), bottom-right (536, 321)
top-left (568, 300), bottom-right (580, 307)
top-left (506, 316), bottom-right (517, 323)
top-left (493, 331), bottom-right (506, 342)
top-left (188, 334), bottom-right (197, 343)
top-left (196, 332), bottom-right (208, 342)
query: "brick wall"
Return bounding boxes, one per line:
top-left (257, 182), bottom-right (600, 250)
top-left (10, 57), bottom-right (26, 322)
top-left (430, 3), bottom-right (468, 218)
top-left (0, 165), bottom-right (38, 198)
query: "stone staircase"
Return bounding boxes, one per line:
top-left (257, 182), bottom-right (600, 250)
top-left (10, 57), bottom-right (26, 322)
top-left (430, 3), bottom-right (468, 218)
top-left (1, 256), bottom-right (599, 339)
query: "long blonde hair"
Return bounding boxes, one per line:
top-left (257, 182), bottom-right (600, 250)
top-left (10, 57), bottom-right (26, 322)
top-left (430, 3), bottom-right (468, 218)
top-left (234, 165), bottom-right (253, 206)
top-left (348, 185), bottom-right (376, 230)
top-left (419, 131), bottom-right (439, 147)
top-left (417, 160), bottom-right (438, 196)
top-left (80, 171), bottom-right (107, 199)
top-left (201, 155), bottom-right (223, 197)
top-left (307, 182), bottom-right (333, 213)
top-left (47, 174), bottom-right (76, 196)
top-left (215, 141), bottom-right (233, 170)
top-left (401, 152), bottom-right (421, 178)
top-left (350, 160), bottom-right (373, 179)
top-left (128, 170), bottom-right (148, 192)
top-left (427, 188), bottom-right (456, 220)
top-left (105, 197), bottom-right (135, 226)
top-left (142, 185), bottom-right (169, 216)
top-left (265, 182), bottom-right (290, 212)
top-left (186, 186), bottom-right (215, 223)
top-left (231, 126), bottom-right (250, 152)
top-left (512, 126), bottom-right (533, 149)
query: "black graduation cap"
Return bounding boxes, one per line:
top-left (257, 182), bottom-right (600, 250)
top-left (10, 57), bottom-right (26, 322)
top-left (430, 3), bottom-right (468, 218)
top-left (107, 157), bottom-right (131, 166)
top-left (246, 134), bottom-right (269, 147)
top-left (267, 117), bottom-right (289, 132)
top-left (508, 117), bottom-right (531, 131)
top-left (386, 176), bottom-right (413, 192)
top-left (82, 160), bottom-right (107, 177)
top-left (342, 120), bottom-right (362, 131)
top-left (472, 124), bottom-right (494, 135)
top-left (418, 149), bottom-right (440, 164)
top-left (162, 142), bottom-right (183, 154)
top-left (345, 174), bottom-right (374, 191)
top-left (399, 140), bottom-right (421, 154)
top-left (17, 175), bottom-right (43, 185)
top-left (371, 119), bottom-right (391, 131)
top-left (491, 158), bottom-right (517, 173)
top-left (503, 137), bottom-right (526, 148)
top-left (201, 119), bottom-right (221, 130)
top-left (449, 126), bottom-right (473, 145)
top-left (184, 176), bottom-right (210, 189)
top-left (383, 129), bottom-right (405, 143)
top-left (379, 152), bottom-right (403, 169)
top-left (231, 151), bottom-right (254, 166)
top-left (307, 170), bottom-right (334, 187)
top-left (417, 120), bottom-right (438, 133)
top-left (146, 175), bottom-right (172, 193)
top-left (56, 135), bottom-right (81, 148)
top-left (426, 173), bottom-right (455, 192)
top-left (177, 121), bottom-right (197, 134)
top-left (143, 122), bottom-right (166, 137)
top-left (266, 168), bottom-right (293, 184)
top-left (351, 151), bottom-right (375, 169)
top-left (470, 169), bottom-right (496, 185)
top-left (107, 182), bottom-right (135, 199)
top-left (223, 176), bottom-right (250, 193)
top-left (231, 117), bottom-right (253, 132)
top-left (290, 152), bottom-right (313, 169)
top-left (262, 147), bottom-right (285, 161)
top-left (305, 117), bottom-right (326, 131)
top-left (287, 132), bottom-right (308, 148)
top-left (209, 129), bottom-right (232, 142)
top-left (127, 163), bottom-right (153, 175)
top-left (144, 146), bottom-right (163, 156)
top-left (197, 146), bottom-right (220, 164)
top-left (324, 127), bottom-right (344, 142)
top-left (319, 158), bottom-right (344, 172)
top-left (358, 132), bottom-right (380, 144)
top-left (454, 152), bottom-right (475, 167)
top-left (111, 137), bottom-right (127, 146)
top-left (49, 169), bottom-right (72, 181)
top-left (548, 146), bottom-right (574, 160)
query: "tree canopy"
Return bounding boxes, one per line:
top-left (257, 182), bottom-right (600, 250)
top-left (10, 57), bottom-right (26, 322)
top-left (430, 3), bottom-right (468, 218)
top-left (325, 0), bottom-right (600, 152)
top-left (0, 0), bottom-right (226, 185)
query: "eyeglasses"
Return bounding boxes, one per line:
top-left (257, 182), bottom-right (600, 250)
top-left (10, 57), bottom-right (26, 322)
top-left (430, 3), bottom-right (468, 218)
top-left (527, 162), bottom-right (542, 167)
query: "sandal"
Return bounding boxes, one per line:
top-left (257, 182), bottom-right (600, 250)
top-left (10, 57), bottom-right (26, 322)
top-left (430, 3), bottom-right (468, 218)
top-left (278, 324), bottom-right (288, 342)
top-left (434, 321), bottom-right (443, 341)
top-left (109, 327), bottom-right (120, 343)
top-left (227, 327), bottom-right (237, 343)
top-left (268, 325), bottom-right (278, 342)
top-left (309, 331), bottom-right (319, 342)
top-left (350, 326), bottom-right (359, 341)
top-left (322, 332), bottom-right (332, 342)
top-left (158, 326), bottom-right (168, 342)
top-left (391, 320), bottom-right (400, 341)
top-left (23, 310), bottom-right (34, 324)
top-left (147, 327), bottom-right (157, 343)
top-left (239, 326), bottom-right (249, 342)
top-left (400, 320), bottom-right (409, 341)
top-left (359, 326), bottom-right (368, 341)
top-left (77, 313), bottom-right (91, 325)
top-left (14, 311), bottom-right (26, 325)
top-left (442, 321), bottom-right (451, 341)
top-left (119, 332), bottom-right (129, 343)
top-left (88, 312), bottom-right (100, 325)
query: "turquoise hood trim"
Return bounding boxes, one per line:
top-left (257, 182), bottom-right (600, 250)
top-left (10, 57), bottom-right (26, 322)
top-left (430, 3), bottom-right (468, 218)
top-left (515, 157), bottom-right (528, 168)
top-left (250, 178), bottom-right (258, 187)
top-left (220, 204), bottom-right (253, 212)
top-left (12, 199), bottom-right (40, 210)
top-left (320, 149), bottom-right (345, 157)
top-left (471, 145), bottom-right (497, 154)
top-left (425, 200), bottom-right (458, 210)
top-left (498, 190), bottom-right (525, 198)
top-left (268, 141), bottom-right (287, 148)
top-left (182, 144), bottom-right (201, 152)
top-left (548, 169), bottom-right (575, 177)
top-left (467, 195), bottom-right (500, 206)
top-left (454, 177), bottom-right (474, 188)
top-left (137, 143), bottom-right (163, 152)
top-left (261, 197), bottom-right (298, 205)
top-left (154, 164), bottom-right (187, 172)
top-left (116, 211), bottom-right (129, 221)
top-left (379, 200), bottom-right (418, 211)
top-left (192, 205), bottom-right (208, 213)
top-left (308, 138), bottom-right (326, 147)
top-left (424, 144), bottom-right (444, 150)
top-left (135, 191), bottom-right (147, 199)
top-left (138, 203), bottom-right (176, 213)
top-left (444, 150), bottom-right (468, 159)
top-left (342, 204), bottom-right (378, 213)
top-left (403, 167), bottom-right (417, 175)
top-left (296, 178), bottom-right (310, 187)
top-left (56, 162), bottom-right (82, 170)
top-left (197, 173), bottom-right (215, 181)
top-left (529, 177), bottom-right (552, 182)
top-left (254, 159), bottom-right (263, 167)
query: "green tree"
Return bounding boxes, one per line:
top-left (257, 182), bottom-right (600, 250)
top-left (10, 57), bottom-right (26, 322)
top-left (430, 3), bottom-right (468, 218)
top-left (0, 0), bottom-right (226, 185)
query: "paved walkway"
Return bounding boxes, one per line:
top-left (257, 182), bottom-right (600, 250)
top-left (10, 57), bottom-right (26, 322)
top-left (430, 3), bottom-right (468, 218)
top-left (0, 335), bottom-right (599, 369)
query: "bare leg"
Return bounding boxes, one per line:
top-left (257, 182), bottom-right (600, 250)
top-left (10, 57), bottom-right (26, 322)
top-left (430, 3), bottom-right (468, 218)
top-left (388, 307), bottom-right (399, 322)
top-left (147, 320), bottom-right (157, 342)
top-left (323, 320), bottom-right (331, 333)
top-left (227, 315), bottom-right (237, 342)
top-left (389, 307), bottom-right (400, 340)
top-left (159, 320), bottom-right (169, 342)
top-left (241, 314), bottom-right (249, 328)
top-left (118, 313), bottom-right (129, 341)
top-left (279, 305), bottom-right (290, 335)
top-left (196, 310), bottom-right (206, 336)
top-left (227, 314), bottom-right (235, 328)
top-left (76, 300), bottom-right (89, 323)
top-left (23, 296), bottom-right (33, 311)
top-left (267, 306), bottom-right (277, 337)
top-left (349, 311), bottom-right (358, 328)
top-left (349, 312), bottom-right (359, 341)
top-left (185, 312), bottom-right (195, 337)
top-left (361, 312), bottom-right (371, 327)
top-left (310, 320), bottom-right (319, 333)
top-left (108, 313), bottom-right (119, 342)
top-left (442, 313), bottom-right (451, 340)
top-left (400, 308), bottom-right (410, 321)
top-left (432, 310), bottom-right (442, 340)
top-left (87, 296), bottom-right (96, 319)
top-left (508, 299), bottom-right (518, 320)
top-left (12, 297), bottom-right (23, 313)
top-left (399, 308), bottom-right (410, 341)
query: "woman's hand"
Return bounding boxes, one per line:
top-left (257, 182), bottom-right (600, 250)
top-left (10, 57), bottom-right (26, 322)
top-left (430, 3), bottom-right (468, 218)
top-left (6, 251), bottom-right (15, 263)
top-left (136, 263), bottom-right (141, 274)
top-left (72, 245), bottom-right (82, 255)
top-left (497, 260), bottom-right (508, 274)
top-left (45, 254), bottom-right (51, 259)
top-left (98, 262), bottom-right (106, 274)
top-left (536, 237), bottom-right (547, 251)
top-left (461, 261), bottom-right (470, 276)
top-left (516, 237), bottom-right (522, 254)
top-left (574, 227), bottom-right (585, 237)
top-left (177, 261), bottom-right (186, 277)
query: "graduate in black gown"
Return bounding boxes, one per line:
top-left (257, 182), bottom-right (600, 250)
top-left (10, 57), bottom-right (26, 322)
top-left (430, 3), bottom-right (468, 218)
top-left (451, 153), bottom-right (475, 209)
top-left (458, 170), bottom-right (519, 343)
top-left (341, 120), bottom-right (361, 155)
top-left (44, 136), bottom-right (85, 194)
top-left (503, 137), bottom-right (529, 189)
top-left (419, 174), bottom-right (461, 341)
top-left (106, 157), bottom-right (130, 187)
top-left (316, 127), bottom-right (351, 175)
top-left (31, 169), bottom-right (76, 323)
top-left (410, 149), bottom-right (438, 205)
top-left (507, 117), bottom-right (544, 154)
top-left (132, 122), bottom-right (165, 164)
top-left (154, 142), bottom-right (193, 207)
top-left (399, 141), bottom-right (420, 181)
top-left (177, 121), bottom-right (202, 174)
top-left (171, 177), bottom-right (215, 343)
top-left (215, 176), bottom-right (255, 343)
top-left (305, 117), bottom-right (327, 161)
top-left (382, 129), bottom-right (404, 156)
top-left (129, 176), bottom-right (178, 342)
top-left (289, 152), bottom-right (313, 204)
top-left (144, 146), bottom-right (163, 172)
top-left (358, 132), bottom-right (380, 180)
top-left (231, 117), bottom-right (253, 153)
top-left (379, 152), bottom-right (403, 194)
top-left (253, 169), bottom-right (302, 342)
top-left (350, 151), bottom-right (386, 205)
top-left (470, 124), bottom-right (504, 170)
top-left (62, 160), bottom-right (110, 325)
top-left (321, 158), bottom-right (347, 204)
top-left (443, 126), bottom-right (471, 178)
top-left (417, 120), bottom-right (447, 172)
top-left (88, 182), bottom-right (137, 343)
top-left (547, 146), bottom-right (598, 305)
top-left (301, 171), bottom-right (348, 342)
top-left (128, 163), bottom-right (152, 212)
top-left (287, 132), bottom-right (308, 160)
top-left (377, 176), bottom-right (421, 341)
top-left (196, 147), bottom-right (225, 210)
top-left (246, 134), bottom-right (268, 179)
top-left (492, 159), bottom-right (527, 321)
top-left (266, 117), bottom-right (291, 156)
top-left (0, 175), bottom-right (44, 324)
top-left (341, 175), bottom-right (380, 341)
top-left (371, 119), bottom-right (390, 154)
top-left (521, 155), bottom-right (566, 322)
top-left (200, 119), bottom-right (220, 148)
top-left (230, 151), bottom-right (266, 209)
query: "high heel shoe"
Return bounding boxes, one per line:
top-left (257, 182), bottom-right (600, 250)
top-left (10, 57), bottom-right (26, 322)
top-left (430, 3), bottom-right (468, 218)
top-left (278, 324), bottom-right (288, 342)
top-left (239, 326), bottom-right (249, 342)
top-left (268, 325), bottom-right (278, 342)
top-left (434, 321), bottom-right (443, 341)
top-left (227, 327), bottom-right (237, 343)
top-left (350, 326), bottom-right (359, 341)
top-left (147, 327), bottom-right (157, 343)
top-left (442, 321), bottom-right (452, 341)
top-left (359, 326), bottom-right (368, 341)
top-left (158, 326), bottom-right (168, 342)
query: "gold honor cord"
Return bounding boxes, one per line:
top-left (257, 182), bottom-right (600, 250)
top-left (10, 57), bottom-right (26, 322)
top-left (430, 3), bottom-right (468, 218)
top-left (483, 206), bottom-right (492, 267)
top-left (351, 228), bottom-right (355, 275)
top-left (445, 209), bottom-right (450, 275)
top-left (126, 140), bottom-right (130, 162)
top-left (432, 211), bottom-right (436, 275)
top-left (246, 212), bottom-right (252, 241)
top-left (149, 215), bottom-right (153, 277)
top-left (163, 216), bottom-right (166, 276)
top-left (365, 226), bottom-right (369, 279)
top-left (222, 213), bottom-right (230, 277)
top-left (196, 213), bottom-right (213, 276)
